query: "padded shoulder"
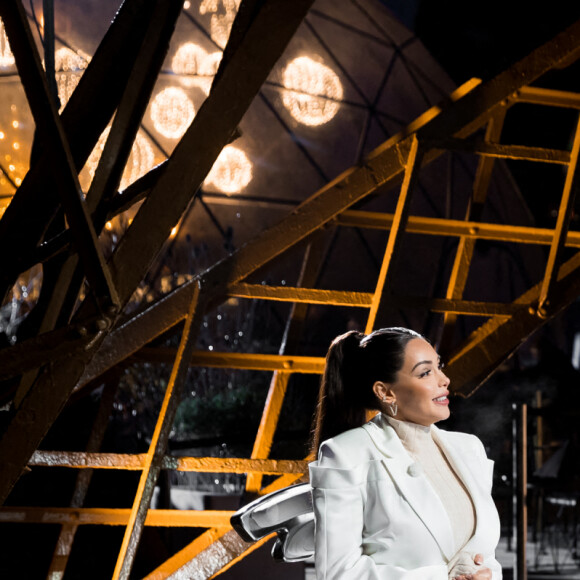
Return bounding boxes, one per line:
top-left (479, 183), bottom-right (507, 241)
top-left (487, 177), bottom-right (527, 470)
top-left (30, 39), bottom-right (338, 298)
top-left (435, 428), bottom-right (487, 459)
top-left (317, 426), bottom-right (377, 469)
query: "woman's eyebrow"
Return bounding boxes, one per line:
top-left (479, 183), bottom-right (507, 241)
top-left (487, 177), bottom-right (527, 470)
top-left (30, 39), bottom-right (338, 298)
top-left (411, 360), bottom-right (432, 371)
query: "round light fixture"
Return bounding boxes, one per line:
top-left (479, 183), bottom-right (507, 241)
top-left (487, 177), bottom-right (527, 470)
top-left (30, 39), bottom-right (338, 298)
top-left (204, 145), bottom-right (253, 195)
top-left (150, 86), bottom-right (195, 139)
top-left (282, 56), bottom-right (343, 126)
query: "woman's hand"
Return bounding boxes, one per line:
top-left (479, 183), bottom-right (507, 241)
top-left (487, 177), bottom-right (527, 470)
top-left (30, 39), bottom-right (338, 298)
top-left (452, 554), bottom-right (492, 580)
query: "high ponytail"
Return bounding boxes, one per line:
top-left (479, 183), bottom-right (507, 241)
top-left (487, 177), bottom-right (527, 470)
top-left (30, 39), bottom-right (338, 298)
top-left (310, 331), bottom-right (365, 454)
top-left (310, 327), bottom-right (425, 456)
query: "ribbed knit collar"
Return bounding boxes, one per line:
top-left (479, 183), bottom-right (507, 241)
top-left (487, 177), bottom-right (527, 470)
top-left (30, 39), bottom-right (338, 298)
top-left (384, 415), bottom-right (433, 457)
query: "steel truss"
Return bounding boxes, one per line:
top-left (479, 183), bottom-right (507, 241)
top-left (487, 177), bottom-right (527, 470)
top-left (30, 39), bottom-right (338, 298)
top-left (1, 1), bottom-right (580, 577)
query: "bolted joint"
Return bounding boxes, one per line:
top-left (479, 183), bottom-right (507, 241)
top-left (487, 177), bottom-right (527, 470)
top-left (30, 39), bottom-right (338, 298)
top-left (529, 299), bottom-right (550, 319)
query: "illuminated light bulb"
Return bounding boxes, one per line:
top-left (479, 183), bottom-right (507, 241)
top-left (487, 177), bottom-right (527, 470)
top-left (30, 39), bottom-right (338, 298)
top-left (0, 19), bottom-right (15, 68)
top-left (55, 47), bottom-right (89, 111)
top-left (81, 127), bottom-right (155, 192)
top-left (183, 0), bottom-right (191, 8)
top-left (14, 177), bottom-right (21, 185)
top-left (150, 87), bottom-right (195, 139)
top-left (170, 225), bottom-right (178, 237)
top-left (171, 43), bottom-right (222, 94)
top-left (0, 132), bottom-right (4, 139)
top-left (12, 142), bottom-right (19, 150)
top-left (282, 56), bottom-right (343, 126)
top-left (105, 221), bottom-right (113, 231)
top-left (204, 145), bottom-right (252, 195)
top-left (12, 120), bottom-right (18, 129)
top-left (8, 164), bottom-right (14, 171)
top-left (10, 104), bottom-right (16, 112)
top-left (200, 0), bottom-right (241, 49)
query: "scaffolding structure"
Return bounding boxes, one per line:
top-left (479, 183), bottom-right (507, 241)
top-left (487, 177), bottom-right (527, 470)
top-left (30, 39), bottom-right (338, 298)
top-left (1, 1), bottom-right (580, 578)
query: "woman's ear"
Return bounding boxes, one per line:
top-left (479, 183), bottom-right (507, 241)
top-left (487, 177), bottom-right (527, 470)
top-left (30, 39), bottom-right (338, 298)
top-left (372, 381), bottom-right (396, 403)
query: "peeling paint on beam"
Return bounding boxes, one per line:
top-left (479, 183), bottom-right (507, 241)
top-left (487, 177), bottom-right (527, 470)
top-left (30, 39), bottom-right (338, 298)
top-left (229, 283), bottom-right (372, 306)
top-left (28, 451), bottom-right (308, 475)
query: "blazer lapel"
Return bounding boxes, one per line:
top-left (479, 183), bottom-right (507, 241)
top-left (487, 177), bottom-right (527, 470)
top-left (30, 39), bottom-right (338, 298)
top-left (432, 427), bottom-right (496, 551)
top-left (362, 416), bottom-right (456, 561)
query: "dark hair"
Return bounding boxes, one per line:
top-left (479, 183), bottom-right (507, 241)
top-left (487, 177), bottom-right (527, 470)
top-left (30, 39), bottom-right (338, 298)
top-left (310, 327), bottom-right (425, 455)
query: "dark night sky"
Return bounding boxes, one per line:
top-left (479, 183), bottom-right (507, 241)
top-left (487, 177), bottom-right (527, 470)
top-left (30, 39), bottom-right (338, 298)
top-left (385, 0), bottom-right (580, 84)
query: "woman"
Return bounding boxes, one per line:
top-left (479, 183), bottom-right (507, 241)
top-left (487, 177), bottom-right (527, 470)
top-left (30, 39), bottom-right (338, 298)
top-left (309, 327), bottom-right (502, 580)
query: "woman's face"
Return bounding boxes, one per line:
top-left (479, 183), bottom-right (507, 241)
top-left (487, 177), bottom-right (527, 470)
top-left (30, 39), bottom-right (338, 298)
top-left (388, 338), bottom-right (450, 426)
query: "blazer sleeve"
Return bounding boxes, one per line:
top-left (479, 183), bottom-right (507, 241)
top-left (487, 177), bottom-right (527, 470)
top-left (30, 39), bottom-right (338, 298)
top-left (310, 440), bottom-right (448, 580)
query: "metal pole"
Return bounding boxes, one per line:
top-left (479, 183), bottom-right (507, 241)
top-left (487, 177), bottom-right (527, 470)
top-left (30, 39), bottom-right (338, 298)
top-left (516, 403), bottom-right (528, 580)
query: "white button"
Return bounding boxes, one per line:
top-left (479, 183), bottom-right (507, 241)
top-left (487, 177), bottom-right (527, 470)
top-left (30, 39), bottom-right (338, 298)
top-left (407, 462), bottom-right (423, 477)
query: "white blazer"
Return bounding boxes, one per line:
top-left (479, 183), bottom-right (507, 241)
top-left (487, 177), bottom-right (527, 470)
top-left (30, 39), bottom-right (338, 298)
top-left (309, 414), bottom-right (502, 579)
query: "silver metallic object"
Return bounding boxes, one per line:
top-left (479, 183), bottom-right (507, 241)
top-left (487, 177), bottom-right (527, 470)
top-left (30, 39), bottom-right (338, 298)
top-left (231, 483), bottom-right (314, 562)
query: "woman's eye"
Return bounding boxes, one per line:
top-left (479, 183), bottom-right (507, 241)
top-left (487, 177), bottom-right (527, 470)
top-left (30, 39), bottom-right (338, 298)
top-left (419, 369), bottom-right (431, 378)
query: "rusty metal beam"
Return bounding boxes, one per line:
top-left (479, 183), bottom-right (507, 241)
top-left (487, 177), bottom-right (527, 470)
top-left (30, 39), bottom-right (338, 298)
top-left (202, 81), bottom-right (483, 297)
top-left (0, 0), bottom-right (315, 509)
top-left (147, 471), bottom-right (306, 579)
top-left (29, 451), bottom-right (308, 475)
top-left (113, 284), bottom-right (203, 579)
top-left (430, 138), bottom-right (570, 165)
top-left (72, 209), bottom-right (580, 392)
top-left (228, 284), bottom-right (522, 316)
top-left (229, 283), bottom-right (372, 306)
top-left (537, 113), bottom-right (580, 311)
top-left (119, 16), bottom-right (580, 366)
top-left (440, 109), bottom-right (507, 353)
top-left (245, 372), bottom-right (291, 494)
top-left (0, 329), bottom-right (111, 505)
top-left (0, 507), bottom-right (234, 527)
top-left (87, 0), bottom-right (182, 221)
top-left (0, 0), bottom-right (159, 300)
top-left (0, 325), bottom-right (95, 382)
top-left (0, 1), bottom-right (119, 311)
top-left (448, 251), bottom-right (580, 397)
top-left (149, 529), bottom-right (274, 580)
top-left (12, 0), bottom-right (183, 413)
top-left (517, 86), bottom-right (580, 109)
top-left (132, 349), bottom-right (326, 373)
top-left (71, 75), bottom-right (508, 395)
top-left (142, 528), bottom-right (231, 580)
top-left (396, 297), bottom-right (521, 317)
top-left (337, 211), bottom-right (580, 247)
top-left (246, 231), bottom-right (333, 494)
top-left (46, 378), bottom-right (118, 580)
top-left (366, 135), bottom-right (423, 332)
top-left (110, 0), bottom-right (316, 306)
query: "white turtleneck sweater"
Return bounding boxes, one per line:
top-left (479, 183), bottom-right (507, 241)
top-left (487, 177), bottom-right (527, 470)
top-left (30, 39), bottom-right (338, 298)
top-left (385, 416), bottom-right (476, 559)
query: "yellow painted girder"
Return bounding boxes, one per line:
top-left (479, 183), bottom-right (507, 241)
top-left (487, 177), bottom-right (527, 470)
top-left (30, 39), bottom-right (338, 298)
top-left (0, 507), bottom-right (234, 527)
top-left (28, 451), bottom-right (308, 475)
top-left (337, 211), bottom-right (580, 248)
